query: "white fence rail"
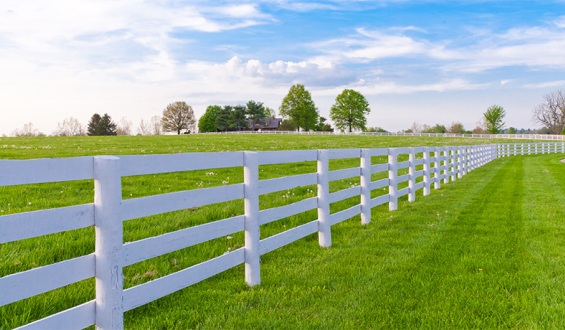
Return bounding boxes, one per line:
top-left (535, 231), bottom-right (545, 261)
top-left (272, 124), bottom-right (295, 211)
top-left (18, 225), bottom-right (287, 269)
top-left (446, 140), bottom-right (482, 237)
top-left (205, 130), bottom-right (565, 141)
top-left (1, 142), bottom-right (564, 329)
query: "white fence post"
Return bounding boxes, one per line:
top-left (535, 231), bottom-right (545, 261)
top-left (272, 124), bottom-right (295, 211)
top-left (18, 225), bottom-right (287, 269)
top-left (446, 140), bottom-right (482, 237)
top-left (433, 147), bottom-right (441, 190)
top-left (94, 156), bottom-right (123, 330)
top-left (443, 148), bottom-right (450, 184)
top-left (408, 148), bottom-right (416, 202)
top-left (360, 149), bottom-right (372, 225)
top-left (450, 148), bottom-right (457, 182)
top-left (243, 152), bottom-right (260, 286)
top-left (423, 147), bottom-right (431, 196)
top-left (457, 147), bottom-right (463, 179)
top-left (388, 149), bottom-right (398, 211)
top-left (317, 150), bottom-right (332, 246)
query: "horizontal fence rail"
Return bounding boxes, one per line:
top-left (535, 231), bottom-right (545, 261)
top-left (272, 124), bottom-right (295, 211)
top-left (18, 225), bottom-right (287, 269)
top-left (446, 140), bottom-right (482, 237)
top-left (203, 130), bottom-right (565, 141)
top-left (1, 142), bottom-right (564, 329)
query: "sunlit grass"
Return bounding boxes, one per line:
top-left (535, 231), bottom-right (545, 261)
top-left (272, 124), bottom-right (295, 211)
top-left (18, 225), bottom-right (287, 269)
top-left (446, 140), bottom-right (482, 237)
top-left (1, 135), bottom-right (563, 328)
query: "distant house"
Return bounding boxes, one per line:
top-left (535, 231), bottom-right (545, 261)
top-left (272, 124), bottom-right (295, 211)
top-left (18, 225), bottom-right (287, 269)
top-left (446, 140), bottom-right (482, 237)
top-left (253, 117), bottom-right (282, 131)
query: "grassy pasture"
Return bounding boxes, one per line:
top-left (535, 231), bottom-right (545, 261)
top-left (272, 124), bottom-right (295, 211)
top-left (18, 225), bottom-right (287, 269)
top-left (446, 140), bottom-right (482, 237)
top-left (2, 134), bottom-right (564, 329)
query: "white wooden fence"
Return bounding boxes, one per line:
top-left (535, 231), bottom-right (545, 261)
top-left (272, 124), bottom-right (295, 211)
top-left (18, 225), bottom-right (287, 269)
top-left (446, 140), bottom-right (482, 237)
top-left (1, 142), bottom-right (564, 329)
top-left (207, 130), bottom-right (565, 141)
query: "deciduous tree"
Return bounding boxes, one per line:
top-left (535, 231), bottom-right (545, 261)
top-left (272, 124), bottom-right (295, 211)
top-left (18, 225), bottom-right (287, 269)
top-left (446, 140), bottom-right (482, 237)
top-left (483, 105), bottom-right (506, 134)
top-left (330, 89), bottom-right (371, 133)
top-left (198, 105), bottom-right (221, 133)
top-left (54, 117), bottom-right (84, 136)
top-left (533, 90), bottom-right (565, 134)
top-left (161, 101), bottom-right (195, 134)
top-left (279, 84), bottom-right (318, 131)
top-left (116, 117), bottom-right (132, 136)
top-left (448, 122), bottom-right (465, 134)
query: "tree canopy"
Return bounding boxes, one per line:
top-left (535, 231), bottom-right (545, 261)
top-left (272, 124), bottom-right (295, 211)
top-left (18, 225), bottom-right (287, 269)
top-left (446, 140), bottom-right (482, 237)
top-left (483, 105), bottom-right (506, 134)
top-left (330, 89), bottom-right (371, 132)
top-left (279, 84), bottom-right (318, 131)
top-left (87, 113), bottom-right (117, 136)
top-left (198, 105), bottom-right (221, 133)
top-left (246, 100), bottom-right (268, 131)
top-left (161, 101), bottom-right (196, 134)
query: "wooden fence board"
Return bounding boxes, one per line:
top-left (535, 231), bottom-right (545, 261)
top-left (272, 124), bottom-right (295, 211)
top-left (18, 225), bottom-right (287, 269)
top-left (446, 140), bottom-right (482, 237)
top-left (258, 220), bottom-right (318, 255)
top-left (122, 248), bottom-right (245, 311)
top-left (0, 157), bottom-right (93, 186)
top-left (19, 301), bottom-right (96, 330)
top-left (329, 186), bottom-right (360, 204)
top-left (119, 152), bottom-right (244, 176)
top-left (257, 150), bottom-right (317, 165)
top-left (0, 204), bottom-right (94, 244)
top-left (329, 205), bottom-right (361, 226)
top-left (328, 167), bottom-right (360, 182)
top-left (0, 254), bottom-right (95, 306)
top-left (122, 184), bottom-right (244, 221)
top-left (258, 197), bottom-right (317, 226)
top-left (123, 215), bottom-right (245, 266)
top-left (258, 173), bottom-right (317, 195)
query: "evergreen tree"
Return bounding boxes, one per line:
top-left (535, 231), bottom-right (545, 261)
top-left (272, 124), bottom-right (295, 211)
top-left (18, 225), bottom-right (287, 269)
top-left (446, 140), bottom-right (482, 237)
top-left (230, 105), bottom-right (248, 131)
top-left (246, 100), bottom-right (267, 131)
top-left (215, 106), bottom-right (232, 132)
top-left (87, 113), bottom-right (117, 136)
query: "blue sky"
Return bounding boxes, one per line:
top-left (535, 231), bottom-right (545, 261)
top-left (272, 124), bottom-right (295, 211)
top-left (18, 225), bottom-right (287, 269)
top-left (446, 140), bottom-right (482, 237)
top-left (1, 0), bottom-right (565, 135)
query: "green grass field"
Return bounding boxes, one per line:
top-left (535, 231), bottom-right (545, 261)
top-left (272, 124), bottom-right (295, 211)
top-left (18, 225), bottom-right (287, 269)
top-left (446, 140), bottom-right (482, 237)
top-left (1, 135), bottom-right (565, 329)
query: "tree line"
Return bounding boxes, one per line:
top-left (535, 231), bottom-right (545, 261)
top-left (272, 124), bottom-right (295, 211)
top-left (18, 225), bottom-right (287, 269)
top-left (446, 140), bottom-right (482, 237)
top-left (8, 88), bottom-right (565, 137)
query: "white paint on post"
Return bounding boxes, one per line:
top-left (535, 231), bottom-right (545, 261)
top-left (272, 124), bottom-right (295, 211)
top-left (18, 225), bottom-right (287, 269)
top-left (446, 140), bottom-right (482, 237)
top-left (408, 148), bottom-right (416, 202)
top-left (388, 149), bottom-right (398, 211)
top-left (360, 149), bottom-right (372, 225)
top-left (317, 150), bottom-right (332, 247)
top-left (433, 147), bottom-right (441, 190)
top-left (243, 152), bottom-right (260, 286)
top-left (457, 147), bottom-right (463, 179)
top-left (443, 148), bottom-right (450, 184)
top-left (423, 148), bottom-right (430, 196)
top-left (450, 148), bottom-right (457, 182)
top-left (94, 156), bottom-right (123, 330)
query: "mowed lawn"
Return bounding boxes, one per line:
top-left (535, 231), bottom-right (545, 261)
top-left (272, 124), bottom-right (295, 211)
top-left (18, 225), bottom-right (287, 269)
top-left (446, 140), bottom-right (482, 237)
top-left (121, 153), bottom-right (565, 329)
top-left (1, 135), bottom-right (565, 329)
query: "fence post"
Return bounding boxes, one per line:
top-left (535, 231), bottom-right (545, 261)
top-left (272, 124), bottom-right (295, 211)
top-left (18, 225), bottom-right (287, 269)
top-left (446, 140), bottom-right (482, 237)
top-left (243, 152), bottom-right (260, 286)
top-left (450, 148), bottom-right (457, 182)
top-left (408, 148), bottom-right (416, 202)
top-left (317, 150), bottom-right (332, 246)
top-left (443, 148), bottom-right (449, 184)
top-left (388, 149), bottom-right (398, 211)
top-left (360, 149), bottom-right (372, 225)
top-left (433, 147), bottom-right (441, 189)
top-left (423, 147), bottom-right (430, 196)
top-left (94, 156), bottom-right (123, 330)
top-left (457, 147), bottom-right (463, 179)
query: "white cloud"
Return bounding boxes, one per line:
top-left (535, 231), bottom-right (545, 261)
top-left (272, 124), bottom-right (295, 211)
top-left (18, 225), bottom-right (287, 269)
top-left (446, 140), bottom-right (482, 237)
top-left (184, 56), bottom-right (358, 87)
